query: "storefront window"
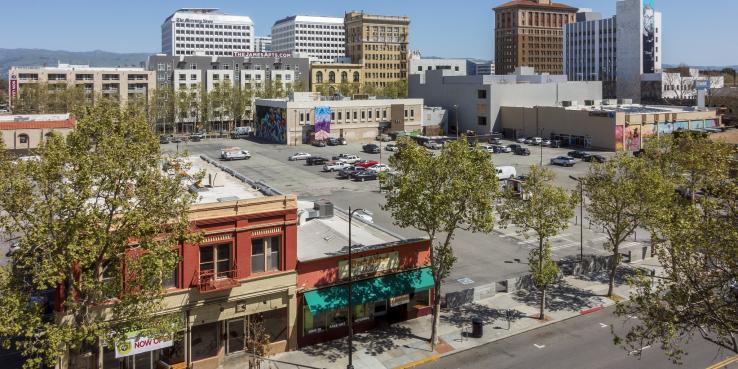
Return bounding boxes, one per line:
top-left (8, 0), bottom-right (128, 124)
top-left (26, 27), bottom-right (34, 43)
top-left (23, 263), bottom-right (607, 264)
top-left (353, 302), bottom-right (372, 323)
top-left (191, 322), bottom-right (219, 361)
top-left (303, 305), bottom-right (328, 336)
top-left (262, 308), bottom-right (288, 342)
top-left (328, 307), bottom-right (348, 329)
top-left (410, 290), bottom-right (431, 308)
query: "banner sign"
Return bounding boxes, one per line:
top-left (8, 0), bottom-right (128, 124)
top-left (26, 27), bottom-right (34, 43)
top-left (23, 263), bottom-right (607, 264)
top-left (9, 74), bottom-right (18, 103)
top-left (390, 294), bottom-right (410, 307)
top-left (314, 106), bottom-right (331, 141)
top-left (233, 51), bottom-right (292, 58)
top-left (338, 251), bottom-right (399, 280)
top-left (115, 333), bottom-right (173, 358)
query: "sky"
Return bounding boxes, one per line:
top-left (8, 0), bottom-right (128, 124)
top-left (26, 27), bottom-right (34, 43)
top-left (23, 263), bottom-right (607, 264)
top-left (0, 0), bottom-right (736, 66)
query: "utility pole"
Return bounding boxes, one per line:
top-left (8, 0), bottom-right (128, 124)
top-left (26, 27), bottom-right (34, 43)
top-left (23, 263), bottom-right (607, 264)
top-left (569, 175), bottom-right (584, 262)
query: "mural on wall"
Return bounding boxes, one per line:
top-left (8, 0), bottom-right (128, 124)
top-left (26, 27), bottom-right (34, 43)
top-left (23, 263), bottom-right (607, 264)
top-left (674, 121), bottom-right (689, 131)
top-left (624, 125), bottom-right (641, 151)
top-left (641, 124), bottom-right (655, 143)
top-left (255, 106), bottom-right (287, 144)
top-left (314, 106), bottom-right (331, 141)
top-left (657, 122), bottom-right (675, 135)
top-left (705, 119), bottom-right (717, 128)
top-left (615, 125), bottom-right (624, 151)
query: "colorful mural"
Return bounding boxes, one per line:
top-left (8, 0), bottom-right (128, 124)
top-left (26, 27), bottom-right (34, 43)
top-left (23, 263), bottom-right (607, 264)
top-left (658, 122), bottom-right (675, 135)
top-left (624, 125), bottom-right (641, 151)
top-left (314, 106), bottom-right (331, 141)
top-left (615, 125), bottom-right (624, 151)
top-left (255, 106), bottom-right (287, 144)
top-left (674, 121), bottom-right (689, 131)
top-left (705, 119), bottom-right (717, 128)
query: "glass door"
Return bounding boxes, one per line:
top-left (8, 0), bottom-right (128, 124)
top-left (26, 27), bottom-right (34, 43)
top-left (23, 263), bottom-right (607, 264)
top-left (227, 319), bottom-right (246, 355)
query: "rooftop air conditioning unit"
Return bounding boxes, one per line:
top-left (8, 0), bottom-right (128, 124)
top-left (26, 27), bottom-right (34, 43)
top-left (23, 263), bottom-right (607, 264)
top-left (314, 200), bottom-right (334, 219)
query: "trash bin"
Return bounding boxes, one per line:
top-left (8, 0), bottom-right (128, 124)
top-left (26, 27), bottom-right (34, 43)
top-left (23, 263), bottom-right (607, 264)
top-left (471, 317), bottom-right (484, 338)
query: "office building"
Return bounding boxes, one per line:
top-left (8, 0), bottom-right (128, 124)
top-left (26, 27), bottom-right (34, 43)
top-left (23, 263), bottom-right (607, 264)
top-left (410, 56), bottom-right (469, 77)
top-left (254, 92), bottom-right (423, 145)
top-left (254, 36), bottom-right (272, 52)
top-left (642, 67), bottom-right (724, 102)
top-left (564, 0), bottom-right (662, 99)
top-left (8, 64), bottom-right (155, 110)
top-left (309, 63), bottom-right (364, 94)
top-left (409, 67), bottom-right (601, 135)
top-left (344, 11), bottom-right (410, 87)
top-left (501, 103), bottom-right (721, 151)
top-left (271, 16), bottom-right (346, 63)
top-left (494, 0), bottom-right (577, 75)
top-left (468, 60), bottom-right (496, 76)
top-left (161, 8), bottom-right (254, 56)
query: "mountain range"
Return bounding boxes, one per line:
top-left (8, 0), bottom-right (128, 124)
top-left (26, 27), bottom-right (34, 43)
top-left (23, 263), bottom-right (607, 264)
top-left (0, 48), bottom-right (153, 79)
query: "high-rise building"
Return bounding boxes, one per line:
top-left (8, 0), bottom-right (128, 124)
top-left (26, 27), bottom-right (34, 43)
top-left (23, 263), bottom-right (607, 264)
top-left (493, 0), bottom-right (577, 75)
top-left (161, 8), bottom-right (254, 56)
top-left (254, 36), bottom-right (272, 52)
top-left (271, 16), bottom-right (345, 63)
top-left (344, 11), bottom-right (410, 87)
top-left (564, 0), bottom-right (662, 99)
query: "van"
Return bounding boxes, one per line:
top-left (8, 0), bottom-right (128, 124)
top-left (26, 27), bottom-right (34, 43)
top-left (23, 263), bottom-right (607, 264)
top-left (496, 166), bottom-right (517, 180)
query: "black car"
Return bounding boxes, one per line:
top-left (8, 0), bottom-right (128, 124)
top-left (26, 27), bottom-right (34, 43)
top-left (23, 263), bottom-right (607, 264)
top-left (568, 150), bottom-right (589, 159)
top-left (312, 140), bottom-right (327, 147)
top-left (352, 170), bottom-right (379, 182)
top-left (509, 144), bottom-right (522, 152)
top-left (306, 156), bottom-right (329, 166)
top-left (514, 147), bottom-right (531, 156)
top-left (327, 137), bottom-right (347, 146)
top-left (584, 154), bottom-right (606, 163)
top-left (159, 136), bottom-right (171, 144)
top-left (363, 144), bottom-right (380, 154)
top-left (337, 166), bottom-right (362, 179)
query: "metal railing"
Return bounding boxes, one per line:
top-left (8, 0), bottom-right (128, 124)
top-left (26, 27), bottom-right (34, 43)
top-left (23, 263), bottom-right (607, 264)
top-left (197, 269), bottom-right (238, 292)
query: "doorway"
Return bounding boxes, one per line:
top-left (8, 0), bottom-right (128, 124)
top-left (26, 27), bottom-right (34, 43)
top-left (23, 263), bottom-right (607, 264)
top-left (227, 319), bottom-right (246, 355)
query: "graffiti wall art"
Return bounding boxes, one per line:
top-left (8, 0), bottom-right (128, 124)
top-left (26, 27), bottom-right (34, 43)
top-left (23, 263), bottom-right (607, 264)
top-left (255, 106), bottom-right (287, 144)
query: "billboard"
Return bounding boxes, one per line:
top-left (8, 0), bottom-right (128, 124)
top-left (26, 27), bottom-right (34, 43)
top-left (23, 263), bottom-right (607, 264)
top-left (115, 333), bottom-right (173, 358)
top-left (314, 106), bottom-right (331, 141)
top-left (254, 106), bottom-right (287, 144)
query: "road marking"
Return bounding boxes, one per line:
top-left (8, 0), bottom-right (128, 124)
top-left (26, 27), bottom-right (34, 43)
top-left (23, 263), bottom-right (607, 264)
top-left (629, 345), bottom-right (652, 356)
top-left (520, 234), bottom-right (570, 244)
top-left (627, 315), bottom-right (639, 320)
top-left (599, 323), bottom-right (608, 328)
top-left (706, 354), bottom-right (738, 369)
top-left (534, 344), bottom-right (545, 349)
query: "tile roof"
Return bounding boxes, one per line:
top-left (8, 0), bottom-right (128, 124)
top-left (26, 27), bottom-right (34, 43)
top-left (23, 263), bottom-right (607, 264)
top-left (0, 118), bottom-right (76, 130)
top-left (494, 0), bottom-right (577, 11)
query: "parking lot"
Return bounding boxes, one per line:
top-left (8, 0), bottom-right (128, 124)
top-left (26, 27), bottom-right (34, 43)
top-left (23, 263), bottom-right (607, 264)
top-left (167, 137), bottom-right (650, 293)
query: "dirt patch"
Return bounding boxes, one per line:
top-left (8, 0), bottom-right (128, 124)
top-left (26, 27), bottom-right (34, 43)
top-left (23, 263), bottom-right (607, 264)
top-left (711, 129), bottom-right (738, 145)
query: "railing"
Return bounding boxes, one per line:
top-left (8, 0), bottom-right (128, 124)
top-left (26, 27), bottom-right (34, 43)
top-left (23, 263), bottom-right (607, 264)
top-left (197, 269), bottom-right (238, 293)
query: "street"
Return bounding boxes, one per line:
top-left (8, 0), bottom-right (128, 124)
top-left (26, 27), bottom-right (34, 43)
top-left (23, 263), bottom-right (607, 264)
top-left (422, 305), bottom-right (734, 369)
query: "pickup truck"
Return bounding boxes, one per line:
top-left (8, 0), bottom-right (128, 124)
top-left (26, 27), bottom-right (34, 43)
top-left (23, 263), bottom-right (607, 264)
top-left (323, 161), bottom-right (351, 172)
top-left (338, 155), bottom-right (361, 164)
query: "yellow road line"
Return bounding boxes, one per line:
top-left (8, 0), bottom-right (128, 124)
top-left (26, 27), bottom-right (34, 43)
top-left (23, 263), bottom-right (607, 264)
top-left (393, 354), bottom-right (441, 369)
top-left (706, 354), bottom-right (738, 369)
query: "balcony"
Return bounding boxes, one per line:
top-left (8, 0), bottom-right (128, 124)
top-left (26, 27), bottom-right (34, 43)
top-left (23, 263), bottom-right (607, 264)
top-left (197, 269), bottom-right (238, 293)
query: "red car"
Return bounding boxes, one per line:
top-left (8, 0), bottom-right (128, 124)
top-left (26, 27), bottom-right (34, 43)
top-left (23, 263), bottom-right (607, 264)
top-left (355, 160), bottom-right (379, 169)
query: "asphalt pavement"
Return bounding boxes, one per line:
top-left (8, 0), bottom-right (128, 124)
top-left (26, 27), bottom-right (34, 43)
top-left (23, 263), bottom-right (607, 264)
top-left (422, 305), bottom-right (734, 369)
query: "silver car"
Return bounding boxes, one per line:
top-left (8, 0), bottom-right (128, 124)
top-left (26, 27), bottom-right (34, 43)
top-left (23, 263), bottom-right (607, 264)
top-left (550, 156), bottom-right (576, 167)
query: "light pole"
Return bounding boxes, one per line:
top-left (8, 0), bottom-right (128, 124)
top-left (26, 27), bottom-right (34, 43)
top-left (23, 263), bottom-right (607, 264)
top-left (539, 128), bottom-right (544, 167)
top-left (569, 175), bottom-right (584, 263)
top-left (347, 207), bottom-right (372, 369)
top-left (453, 104), bottom-right (459, 138)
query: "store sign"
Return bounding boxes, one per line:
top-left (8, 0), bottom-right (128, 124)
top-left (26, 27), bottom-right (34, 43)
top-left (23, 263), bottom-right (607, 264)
top-left (338, 251), bottom-right (399, 280)
top-left (390, 294), bottom-right (410, 307)
top-left (9, 74), bottom-right (17, 102)
top-left (115, 333), bottom-right (173, 358)
top-left (234, 51), bottom-right (292, 58)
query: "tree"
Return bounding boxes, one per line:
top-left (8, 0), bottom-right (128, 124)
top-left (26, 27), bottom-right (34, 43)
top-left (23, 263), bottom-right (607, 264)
top-left (583, 153), bottom-right (671, 297)
top-left (175, 87), bottom-right (195, 134)
top-left (149, 85), bottom-right (175, 133)
top-left (338, 80), bottom-right (352, 96)
top-left (245, 315), bottom-right (271, 369)
top-left (498, 166), bottom-right (576, 319)
top-left (380, 136), bottom-right (499, 348)
top-left (229, 85), bottom-right (253, 127)
top-left (613, 136), bottom-right (738, 363)
top-left (292, 79), bottom-right (307, 93)
top-left (0, 101), bottom-right (198, 369)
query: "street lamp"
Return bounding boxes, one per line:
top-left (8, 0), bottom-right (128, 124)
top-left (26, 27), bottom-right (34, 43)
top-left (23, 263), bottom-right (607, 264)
top-left (569, 175), bottom-right (584, 263)
top-left (346, 207), bottom-right (373, 369)
top-left (453, 104), bottom-right (459, 138)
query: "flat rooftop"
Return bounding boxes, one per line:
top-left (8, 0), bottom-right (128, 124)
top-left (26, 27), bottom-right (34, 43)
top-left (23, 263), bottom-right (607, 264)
top-left (564, 104), bottom-right (715, 114)
top-left (296, 200), bottom-right (405, 262)
top-left (177, 155), bottom-right (264, 204)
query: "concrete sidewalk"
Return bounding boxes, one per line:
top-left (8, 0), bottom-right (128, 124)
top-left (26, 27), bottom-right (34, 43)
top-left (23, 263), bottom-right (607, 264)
top-left (261, 274), bottom-right (633, 369)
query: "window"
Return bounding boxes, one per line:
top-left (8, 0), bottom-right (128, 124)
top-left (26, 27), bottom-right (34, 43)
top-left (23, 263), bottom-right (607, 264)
top-left (478, 90), bottom-right (487, 99)
top-left (191, 322), bottom-right (219, 361)
top-left (361, 111), bottom-right (365, 119)
top-left (341, 71), bottom-right (348, 83)
top-left (353, 111), bottom-right (357, 120)
top-left (190, 74), bottom-right (197, 80)
top-left (478, 116), bottom-right (488, 126)
top-left (353, 71), bottom-right (360, 82)
top-left (251, 236), bottom-right (281, 273)
top-left (18, 134), bottom-right (29, 144)
top-left (329, 71), bottom-right (336, 83)
top-left (162, 264), bottom-right (178, 289)
top-left (199, 243), bottom-right (231, 278)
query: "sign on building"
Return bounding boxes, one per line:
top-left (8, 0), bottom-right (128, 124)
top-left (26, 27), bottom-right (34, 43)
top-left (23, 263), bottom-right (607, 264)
top-left (115, 333), bottom-right (173, 358)
top-left (338, 251), bottom-right (400, 280)
top-left (9, 74), bottom-right (18, 104)
top-left (233, 51), bottom-right (292, 58)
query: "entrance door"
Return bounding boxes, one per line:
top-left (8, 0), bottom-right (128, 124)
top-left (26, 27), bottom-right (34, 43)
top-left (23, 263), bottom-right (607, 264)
top-left (227, 319), bottom-right (246, 354)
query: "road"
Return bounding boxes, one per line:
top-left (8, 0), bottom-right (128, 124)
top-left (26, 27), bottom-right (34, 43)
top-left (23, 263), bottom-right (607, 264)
top-left (422, 305), bottom-right (734, 369)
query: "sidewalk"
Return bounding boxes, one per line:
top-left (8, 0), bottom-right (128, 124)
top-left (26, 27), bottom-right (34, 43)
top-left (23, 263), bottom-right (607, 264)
top-left (263, 274), bottom-right (634, 369)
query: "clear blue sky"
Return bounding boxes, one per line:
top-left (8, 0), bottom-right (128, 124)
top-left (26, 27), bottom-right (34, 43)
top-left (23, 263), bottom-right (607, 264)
top-left (1, 0), bottom-right (736, 66)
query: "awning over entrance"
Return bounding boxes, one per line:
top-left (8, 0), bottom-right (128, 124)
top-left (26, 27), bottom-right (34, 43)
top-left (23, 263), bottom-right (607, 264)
top-left (303, 267), bottom-right (434, 314)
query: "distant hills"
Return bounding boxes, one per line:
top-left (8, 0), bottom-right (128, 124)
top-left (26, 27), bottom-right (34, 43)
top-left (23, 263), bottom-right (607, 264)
top-left (0, 48), bottom-right (153, 79)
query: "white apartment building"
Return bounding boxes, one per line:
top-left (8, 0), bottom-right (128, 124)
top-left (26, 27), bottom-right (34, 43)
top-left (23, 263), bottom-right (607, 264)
top-left (271, 15), bottom-right (345, 63)
top-left (254, 36), bottom-right (272, 52)
top-left (410, 57), bottom-right (468, 77)
top-left (564, 0), bottom-right (662, 100)
top-left (162, 8), bottom-right (254, 56)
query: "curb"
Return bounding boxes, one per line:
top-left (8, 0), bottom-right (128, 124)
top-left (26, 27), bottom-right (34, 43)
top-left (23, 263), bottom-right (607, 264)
top-left (580, 305), bottom-right (604, 315)
top-left (391, 354), bottom-right (441, 369)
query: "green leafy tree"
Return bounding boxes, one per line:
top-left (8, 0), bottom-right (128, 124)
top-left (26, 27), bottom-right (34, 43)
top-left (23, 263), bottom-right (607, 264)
top-left (338, 80), bottom-right (352, 96)
top-left (0, 101), bottom-right (198, 369)
top-left (292, 79), bottom-right (307, 93)
top-left (498, 166), bottom-right (575, 319)
top-left (175, 87), bottom-right (195, 134)
top-left (149, 85), bottom-right (175, 133)
top-left (583, 153), bottom-right (674, 297)
top-left (613, 137), bottom-right (738, 363)
top-left (381, 136), bottom-right (500, 348)
top-left (229, 85), bottom-right (253, 127)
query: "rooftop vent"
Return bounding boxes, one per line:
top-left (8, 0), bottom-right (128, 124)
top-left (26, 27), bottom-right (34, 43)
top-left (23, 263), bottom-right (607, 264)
top-left (314, 200), bottom-right (334, 219)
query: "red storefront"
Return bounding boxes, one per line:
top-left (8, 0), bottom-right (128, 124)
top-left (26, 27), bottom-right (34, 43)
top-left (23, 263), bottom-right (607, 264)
top-left (296, 239), bottom-right (432, 347)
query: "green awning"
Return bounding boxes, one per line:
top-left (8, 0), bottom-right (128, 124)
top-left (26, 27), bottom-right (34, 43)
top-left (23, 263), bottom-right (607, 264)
top-left (303, 267), bottom-right (434, 314)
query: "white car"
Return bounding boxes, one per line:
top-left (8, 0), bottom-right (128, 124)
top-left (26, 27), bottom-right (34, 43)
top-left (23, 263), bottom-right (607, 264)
top-left (531, 137), bottom-right (542, 145)
top-left (288, 152), bottom-right (311, 161)
top-left (516, 137), bottom-right (527, 143)
top-left (496, 166), bottom-right (517, 180)
top-left (541, 139), bottom-right (552, 146)
top-left (220, 147), bottom-right (251, 161)
top-left (494, 145), bottom-right (512, 153)
top-left (385, 143), bottom-right (398, 152)
top-left (338, 155), bottom-right (361, 164)
top-left (424, 140), bottom-right (442, 150)
top-left (478, 144), bottom-right (496, 153)
top-left (367, 164), bottom-right (391, 173)
top-left (323, 161), bottom-right (351, 172)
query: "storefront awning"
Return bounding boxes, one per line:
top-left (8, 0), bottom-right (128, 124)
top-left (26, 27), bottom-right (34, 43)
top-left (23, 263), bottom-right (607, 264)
top-left (304, 267), bottom-right (434, 314)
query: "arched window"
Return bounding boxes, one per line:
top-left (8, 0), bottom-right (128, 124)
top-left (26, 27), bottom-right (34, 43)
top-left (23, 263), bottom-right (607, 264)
top-left (18, 133), bottom-right (29, 144)
top-left (353, 71), bottom-right (360, 83)
top-left (316, 71), bottom-right (323, 84)
top-left (328, 71), bottom-right (336, 83)
top-left (341, 71), bottom-right (348, 83)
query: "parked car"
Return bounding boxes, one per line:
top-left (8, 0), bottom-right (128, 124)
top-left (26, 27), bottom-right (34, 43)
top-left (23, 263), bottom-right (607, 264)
top-left (385, 143), bottom-right (398, 152)
top-left (190, 135), bottom-right (202, 142)
top-left (337, 166), bottom-right (363, 179)
top-left (531, 137), bottom-right (542, 145)
top-left (355, 160), bottom-right (380, 169)
top-left (363, 144), bottom-right (381, 154)
top-left (376, 134), bottom-right (392, 142)
top-left (367, 164), bottom-right (391, 173)
top-left (231, 126), bottom-right (252, 139)
top-left (220, 147), bottom-right (251, 161)
top-left (312, 140), bottom-right (327, 147)
top-left (551, 156), bottom-right (576, 167)
top-left (327, 137), bottom-right (347, 146)
top-left (568, 150), bottom-right (589, 159)
top-left (288, 152), bottom-right (312, 161)
top-left (171, 136), bottom-right (183, 143)
top-left (190, 131), bottom-right (207, 140)
top-left (524, 138), bottom-right (535, 145)
top-left (424, 140), bottom-right (442, 150)
top-left (332, 153), bottom-right (352, 160)
top-left (353, 170), bottom-right (379, 182)
top-left (337, 154), bottom-right (361, 164)
top-left (494, 145), bottom-right (512, 153)
top-left (159, 136), bottom-right (171, 144)
top-left (541, 139), bottom-right (552, 147)
top-left (514, 147), bottom-right (531, 156)
top-left (509, 144), bottom-right (522, 152)
top-left (479, 144), bottom-right (496, 153)
top-left (323, 161), bottom-right (351, 172)
top-left (489, 137), bottom-right (502, 145)
top-left (496, 166), bottom-right (517, 180)
top-left (584, 154), bottom-right (607, 163)
top-left (306, 156), bottom-right (329, 166)
top-left (549, 140), bottom-right (561, 148)
top-left (516, 137), bottom-right (528, 143)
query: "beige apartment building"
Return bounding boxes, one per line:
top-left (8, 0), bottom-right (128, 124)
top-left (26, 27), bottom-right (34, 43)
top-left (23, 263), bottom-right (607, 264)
top-left (8, 64), bottom-right (155, 109)
top-left (309, 63), bottom-right (364, 94)
top-left (344, 11), bottom-right (410, 88)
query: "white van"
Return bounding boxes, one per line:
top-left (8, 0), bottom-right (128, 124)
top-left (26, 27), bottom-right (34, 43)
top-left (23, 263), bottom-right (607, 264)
top-left (496, 166), bottom-right (517, 180)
